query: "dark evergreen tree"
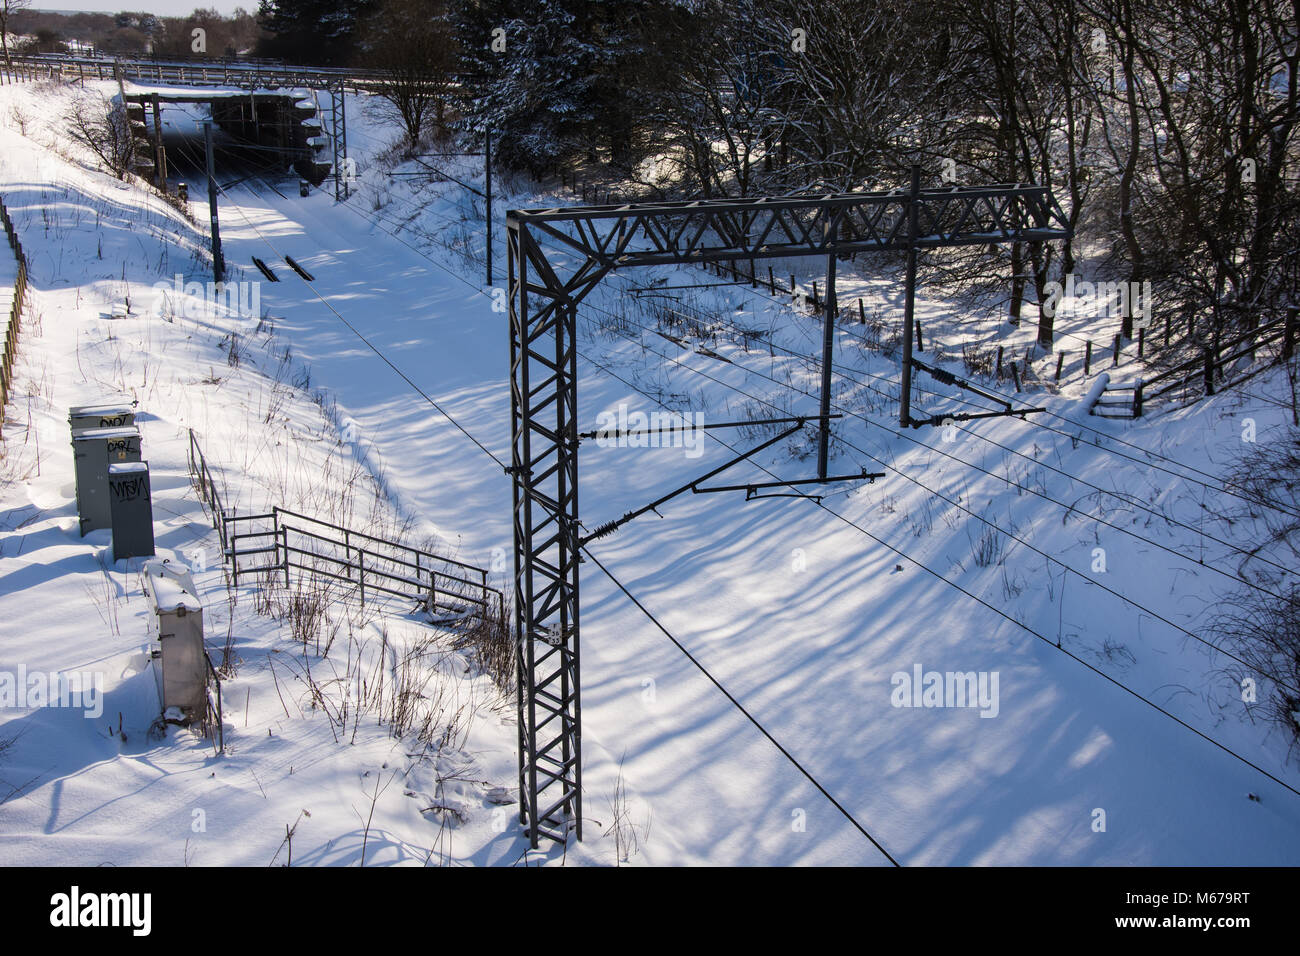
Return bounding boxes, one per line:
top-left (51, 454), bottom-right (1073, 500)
top-left (256, 0), bottom-right (377, 65)
top-left (450, 0), bottom-right (692, 176)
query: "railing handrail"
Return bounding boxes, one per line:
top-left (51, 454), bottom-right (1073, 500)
top-left (272, 505), bottom-right (489, 578)
top-left (279, 529), bottom-right (494, 602)
top-left (186, 429), bottom-right (503, 620)
top-left (279, 521), bottom-right (489, 591)
top-left (279, 538), bottom-right (494, 607)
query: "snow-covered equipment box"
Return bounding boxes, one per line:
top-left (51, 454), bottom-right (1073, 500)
top-left (71, 425), bottom-right (142, 536)
top-left (107, 461), bottom-right (155, 561)
top-left (68, 401), bottom-right (135, 431)
top-left (143, 560), bottom-right (207, 725)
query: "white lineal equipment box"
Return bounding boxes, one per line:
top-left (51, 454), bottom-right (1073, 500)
top-left (143, 559), bottom-right (208, 725)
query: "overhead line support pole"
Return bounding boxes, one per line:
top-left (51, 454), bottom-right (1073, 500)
top-left (900, 164), bottom-right (920, 428)
top-left (818, 210), bottom-right (838, 477)
top-left (204, 122), bottom-right (224, 283)
top-left (508, 177), bottom-right (1071, 846)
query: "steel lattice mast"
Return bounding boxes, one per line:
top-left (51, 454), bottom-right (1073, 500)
top-left (507, 175), bottom-right (1070, 847)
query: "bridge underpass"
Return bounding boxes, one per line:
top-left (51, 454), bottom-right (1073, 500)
top-left (121, 86), bottom-right (337, 192)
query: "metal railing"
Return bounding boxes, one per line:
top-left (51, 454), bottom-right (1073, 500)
top-left (3, 52), bottom-right (402, 93)
top-left (188, 428), bottom-right (234, 554)
top-left (0, 196), bottom-right (29, 437)
top-left (188, 428), bottom-right (502, 620)
top-left (204, 651), bottom-right (224, 755)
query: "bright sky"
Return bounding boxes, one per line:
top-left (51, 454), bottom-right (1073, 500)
top-left (36, 3), bottom-right (252, 15)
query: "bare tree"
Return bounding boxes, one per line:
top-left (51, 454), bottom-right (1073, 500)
top-left (0, 0), bottom-right (31, 73)
top-left (65, 95), bottom-right (135, 181)
top-left (359, 0), bottom-right (456, 150)
top-left (652, 2), bottom-right (781, 199)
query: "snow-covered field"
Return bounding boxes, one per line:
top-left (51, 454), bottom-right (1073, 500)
top-left (2, 77), bottom-right (1299, 866)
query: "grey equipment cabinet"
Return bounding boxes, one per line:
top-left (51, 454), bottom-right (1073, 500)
top-left (108, 461), bottom-right (155, 560)
top-left (143, 560), bottom-right (208, 725)
top-left (72, 425), bottom-right (142, 535)
top-left (68, 402), bottom-right (135, 432)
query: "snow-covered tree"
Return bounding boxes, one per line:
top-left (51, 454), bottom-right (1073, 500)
top-left (452, 0), bottom-right (687, 176)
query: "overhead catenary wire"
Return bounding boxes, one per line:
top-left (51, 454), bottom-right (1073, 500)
top-left (590, 285), bottom-right (1295, 604)
top-left (755, 299), bottom-right (1299, 592)
top-left (582, 319), bottom-right (1300, 697)
top-left (339, 157), bottom-right (1295, 665)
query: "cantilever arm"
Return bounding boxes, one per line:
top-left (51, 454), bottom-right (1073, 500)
top-left (579, 420), bottom-right (808, 544)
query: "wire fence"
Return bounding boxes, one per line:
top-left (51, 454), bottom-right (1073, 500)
top-left (0, 195), bottom-right (29, 438)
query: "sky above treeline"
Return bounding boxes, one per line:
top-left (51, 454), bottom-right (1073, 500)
top-left (37, 2), bottom-right (249, 16)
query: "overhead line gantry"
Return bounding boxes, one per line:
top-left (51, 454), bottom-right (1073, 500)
top-left (507, 166), bottom-right (1070, 846)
